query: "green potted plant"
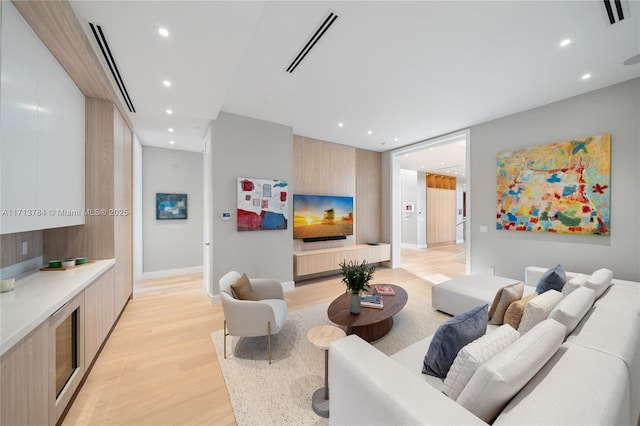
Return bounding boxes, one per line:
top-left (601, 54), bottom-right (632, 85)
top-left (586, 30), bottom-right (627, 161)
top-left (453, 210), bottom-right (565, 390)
top-left (339, 259), bottom-right (376, 314)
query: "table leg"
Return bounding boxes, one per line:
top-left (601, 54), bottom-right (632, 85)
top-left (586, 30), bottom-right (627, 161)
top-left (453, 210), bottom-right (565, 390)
top-left (312, 348), bottom-right (330, 417)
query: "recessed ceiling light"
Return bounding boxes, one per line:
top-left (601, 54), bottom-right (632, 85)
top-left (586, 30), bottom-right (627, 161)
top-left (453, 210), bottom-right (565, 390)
top-left (429, 147), bottom-right (434, 151)
top-left (404, 154), bottom-right (409, 157)
top-left (455, 171), bottom-right (458, 175)
top-left (158, 28), bottom-right (169, 37)
top-left (163, 80), bottom-right (172, 87)
top-left (581, 73), bottom-right (591, 80)
top-left (169, 140), bottom-right (174, 145)
top-left (166, 109), bottom-right (173, 114)
top-left (394, 137), bottom-right (399, 142)
top-left (367, 130), bottom-right (373, 135)
top-left (560, 38), bottom-right (571, 47)
top-left (338, 122), bottom-right (344, 127)
top-left (441, 161), bottom-right (445, 165)
top-left (421, 165), bottom-right (425, 169)
top-left (168, 128), bottom-right (174, 132)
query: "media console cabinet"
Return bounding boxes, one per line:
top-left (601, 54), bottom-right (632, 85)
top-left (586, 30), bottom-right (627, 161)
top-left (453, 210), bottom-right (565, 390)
top-left (294, 243), bottom-right (391, 279)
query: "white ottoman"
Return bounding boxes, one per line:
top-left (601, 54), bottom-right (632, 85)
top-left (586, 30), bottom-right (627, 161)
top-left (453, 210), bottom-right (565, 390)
top-left (432, 274), bottom-right (529, 316)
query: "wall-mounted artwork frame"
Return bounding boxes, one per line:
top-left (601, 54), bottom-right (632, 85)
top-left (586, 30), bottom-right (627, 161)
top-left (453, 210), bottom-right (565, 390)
top-left (156, 193), bottom-right (188, 220)
top-left (237, 178), bottom-right (288, 231)
top-left (496, 133), bottom-right (610, 235)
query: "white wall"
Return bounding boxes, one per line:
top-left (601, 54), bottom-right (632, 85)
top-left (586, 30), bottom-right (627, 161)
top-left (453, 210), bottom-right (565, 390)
top-left (208, 112), bottom-right (293, 295)
top-left (142, 147), bottom-right (204, 275)
top-left (470, 78), bottom-right (640, 281)
top-left (400, 169), bottom-right (418, 246)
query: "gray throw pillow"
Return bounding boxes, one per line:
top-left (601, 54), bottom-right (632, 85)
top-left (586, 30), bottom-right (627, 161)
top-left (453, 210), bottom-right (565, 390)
top-left (422, 304), bottom-right (488, 378)
top-left (535, 264), bottom-right (566, 294)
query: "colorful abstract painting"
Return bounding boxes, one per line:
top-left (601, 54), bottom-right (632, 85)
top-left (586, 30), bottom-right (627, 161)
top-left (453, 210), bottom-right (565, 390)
top-left (237, 178), bottom-right (288, 231)
top-left (496, 133), bottom-right (610, 235)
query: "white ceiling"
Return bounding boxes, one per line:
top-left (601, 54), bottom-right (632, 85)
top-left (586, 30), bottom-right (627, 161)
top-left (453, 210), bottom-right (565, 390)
top-left (69, 0), bottom-right (639, 166)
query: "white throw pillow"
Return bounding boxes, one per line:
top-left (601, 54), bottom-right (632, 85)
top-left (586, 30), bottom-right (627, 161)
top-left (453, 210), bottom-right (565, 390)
top-left (518, 290), bottom-right (564, 334)
top-left (549, 286), bottom-right (595, 337)
top-left (584, 268), bottom-right (613, 299)
top-left (562, 273), bottom-right (588, 295)
top-left (443, 325), bottom-right (519, 400)
top-left (456, 319), bottom-right (566, 423)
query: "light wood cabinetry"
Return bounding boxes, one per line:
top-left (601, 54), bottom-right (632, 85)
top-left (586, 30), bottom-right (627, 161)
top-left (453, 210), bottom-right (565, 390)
top-left (84, 267), bottom-right (115, 364)
top-left (0, 321), bottom-right (49, 425)
top-left (85, 99), bottom-right (133, 315)
top-left (113, 107), bottom-right (133, 313)
top-left (294, 243), bottom-right (390, 278)
top-left (426, 173), bottom-right (457, 246)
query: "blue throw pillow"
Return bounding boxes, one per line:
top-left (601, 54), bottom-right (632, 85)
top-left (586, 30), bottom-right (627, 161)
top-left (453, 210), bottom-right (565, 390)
top-left (422, 304), bottom-right (488, 378)
top-left (535, 264), bottom-right (566, 294)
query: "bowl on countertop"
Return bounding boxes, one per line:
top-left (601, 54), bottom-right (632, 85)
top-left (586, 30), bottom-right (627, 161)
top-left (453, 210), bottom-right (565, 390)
top-left (61, 259), bottom-right (76, 268)
top-left (75, 257), bottom-right (88, 265)
top-left (49, 260), bottom-right (62, 268)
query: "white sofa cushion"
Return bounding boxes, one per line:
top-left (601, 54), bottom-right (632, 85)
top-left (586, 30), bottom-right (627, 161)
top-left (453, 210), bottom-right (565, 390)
top-left (584, 268), bottom-right (613, 299)
top-left (456, 319), bottom-right (566, 423)
top-left (518, 290), bottom-right (564, 334)
top-left (549, 286), bottom-right (595, 337)
top-left (494, 342), bottom-right (631, 426)
top-left (443, 324), bottom-right (519, 400)
top-left (488, 282), bottom-right (524, 325)
top-left (562, 273), bottom-right (589, 295)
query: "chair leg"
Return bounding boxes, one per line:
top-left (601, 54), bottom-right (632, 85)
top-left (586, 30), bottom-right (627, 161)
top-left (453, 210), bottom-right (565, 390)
top-left (223, 319), bottom-right (228, 359)
top-left (267, 321), bottom-right (272, 364)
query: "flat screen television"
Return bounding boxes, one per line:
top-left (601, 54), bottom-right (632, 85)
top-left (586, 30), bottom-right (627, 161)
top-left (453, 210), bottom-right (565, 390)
top-left (293, 194), bottom-right (354, 241)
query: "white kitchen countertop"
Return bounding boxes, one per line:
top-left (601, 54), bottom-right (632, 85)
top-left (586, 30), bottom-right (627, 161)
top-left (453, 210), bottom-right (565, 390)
top-left (0, 259), bottom-right (115, 356)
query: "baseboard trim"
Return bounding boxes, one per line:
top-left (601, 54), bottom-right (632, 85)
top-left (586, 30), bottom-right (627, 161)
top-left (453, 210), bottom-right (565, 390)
top-left (401, 243), bottom-right (426, 249)
top-left (142, 266), bottom-right (203, 280)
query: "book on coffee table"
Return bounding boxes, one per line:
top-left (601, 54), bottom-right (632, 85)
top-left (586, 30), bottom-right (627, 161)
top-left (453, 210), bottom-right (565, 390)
top-left (374, 285), bottom-right (396, 296)
top-left (360, 294), bottom-right (384, 309)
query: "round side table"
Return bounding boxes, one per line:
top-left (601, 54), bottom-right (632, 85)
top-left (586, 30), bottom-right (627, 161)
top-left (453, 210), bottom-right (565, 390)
top-left (307, 325), bottom-right (346, 418)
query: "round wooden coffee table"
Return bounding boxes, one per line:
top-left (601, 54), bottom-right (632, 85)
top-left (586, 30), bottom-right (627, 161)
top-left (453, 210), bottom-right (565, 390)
top-left (327, 284), bottom-right (408, 342)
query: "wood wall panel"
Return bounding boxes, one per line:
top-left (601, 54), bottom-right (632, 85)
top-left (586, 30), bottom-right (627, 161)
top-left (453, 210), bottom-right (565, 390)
top-left (293, 136), bottom-right (356, 251)
top-left (85, 98), bottom-right (115, 260)
top-left (0, 230), bottom-right (43, 267)
top-left (355, 149), bottom-right (381, 245)
top-left (426, 187), bottom-right (456, 245)
top-left (113, 107), bottom-right (133, 311)
top-left (42, 225), bottom-right (86, 263)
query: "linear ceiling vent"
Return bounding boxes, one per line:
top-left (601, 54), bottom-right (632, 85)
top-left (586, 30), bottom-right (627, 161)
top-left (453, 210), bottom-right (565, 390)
top-left (89, 23), bottom-right (136, 113)
top-left (601, 0), bottom-right (629, 25)
top-left (285, 10), bottom-right (339, 73)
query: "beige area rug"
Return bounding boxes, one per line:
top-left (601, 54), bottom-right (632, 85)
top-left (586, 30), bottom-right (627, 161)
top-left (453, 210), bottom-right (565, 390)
top-left (211, 293), bottom-right (447, 426)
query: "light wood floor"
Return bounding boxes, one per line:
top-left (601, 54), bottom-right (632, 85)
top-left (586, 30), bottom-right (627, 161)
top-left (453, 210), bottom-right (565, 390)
top-left (63, 244), bottom-right (465, 425)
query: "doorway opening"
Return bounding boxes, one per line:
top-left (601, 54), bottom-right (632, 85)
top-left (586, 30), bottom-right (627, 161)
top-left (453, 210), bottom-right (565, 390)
top-left (390, 129), bottom-right (471, 276)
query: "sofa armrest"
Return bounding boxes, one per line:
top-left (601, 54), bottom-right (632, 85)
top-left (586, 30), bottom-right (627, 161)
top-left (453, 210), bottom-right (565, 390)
top-left (329, 335), bottom-right (486, 425)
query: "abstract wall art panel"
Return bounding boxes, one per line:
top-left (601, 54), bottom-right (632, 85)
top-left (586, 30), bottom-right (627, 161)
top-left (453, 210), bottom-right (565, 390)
top-left (237, 178), bottom-right (288, 231)
top-left (156, 193), bottom-right (188, 220)
top-left (496, 133), bottom-right (610, 235)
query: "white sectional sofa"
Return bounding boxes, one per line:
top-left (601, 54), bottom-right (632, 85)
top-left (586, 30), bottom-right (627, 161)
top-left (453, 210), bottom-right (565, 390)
top-left (329, 266), bottom-right (640, 425)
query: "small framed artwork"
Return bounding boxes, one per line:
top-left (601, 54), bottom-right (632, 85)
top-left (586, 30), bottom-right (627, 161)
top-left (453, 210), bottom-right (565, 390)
top-left (404, 203), bottom-right (415, 212)
top-left (156, 193), bottom-right (188, 220)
